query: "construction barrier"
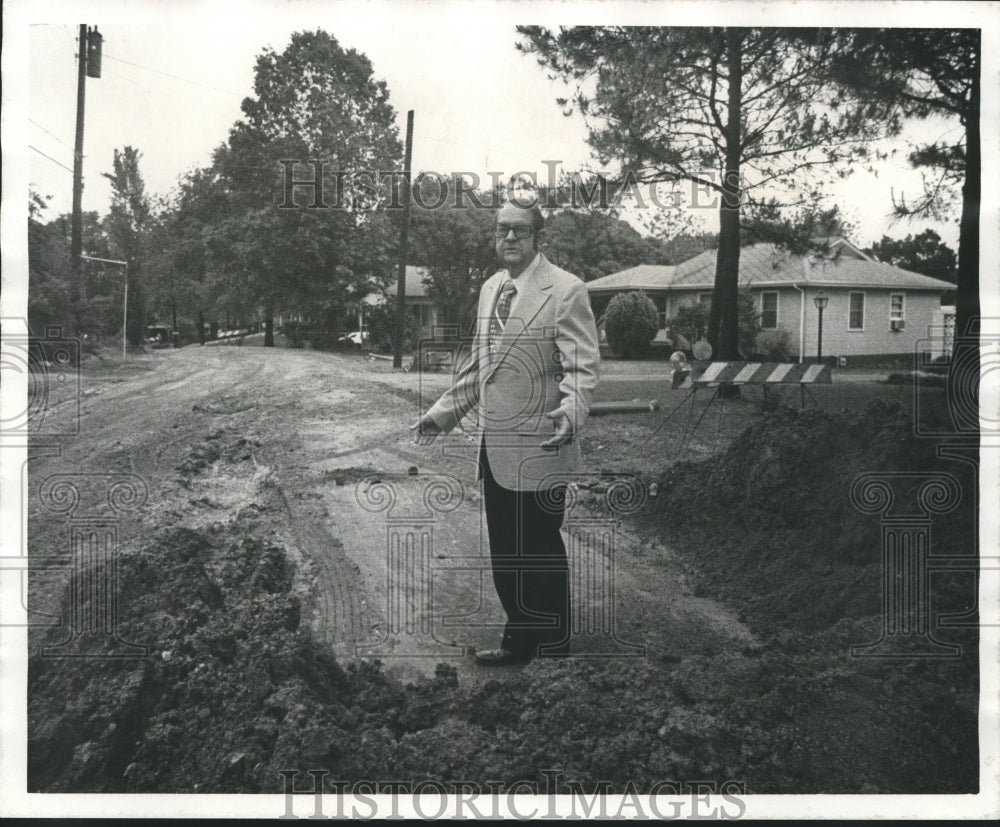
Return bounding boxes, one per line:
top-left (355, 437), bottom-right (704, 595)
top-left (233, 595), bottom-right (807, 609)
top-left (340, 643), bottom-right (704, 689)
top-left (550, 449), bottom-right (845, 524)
top-left (672, 361), bottom-right (833, 389)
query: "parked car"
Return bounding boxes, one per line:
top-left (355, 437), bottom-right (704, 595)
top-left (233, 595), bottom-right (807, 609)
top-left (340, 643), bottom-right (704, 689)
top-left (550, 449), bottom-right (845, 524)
top-left (338, 330), bottom-right (369, 348)
top-left (144, 324), bottom-right (173, 348)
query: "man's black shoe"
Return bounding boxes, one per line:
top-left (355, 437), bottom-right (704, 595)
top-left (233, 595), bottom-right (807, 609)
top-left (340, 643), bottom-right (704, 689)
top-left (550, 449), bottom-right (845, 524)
top-left (474, 648), bottom-right (530, 666)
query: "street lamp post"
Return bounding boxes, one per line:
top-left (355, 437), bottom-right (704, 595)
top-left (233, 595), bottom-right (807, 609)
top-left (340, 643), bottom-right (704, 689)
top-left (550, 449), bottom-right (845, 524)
top-left (813, 291), bottom-right (828, 365)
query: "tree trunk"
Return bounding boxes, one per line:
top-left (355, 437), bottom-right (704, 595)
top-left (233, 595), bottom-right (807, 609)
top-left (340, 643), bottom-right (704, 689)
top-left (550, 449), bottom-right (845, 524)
top-left (709, 27), bottom-right (744, 396)
top-left (264, 316), bottom-right (275, 348)
top-left (706, 34), bottom-right (726, 357)
top-left (949, 34), bottom-right (979, 435)
top-left (197, 310), bottom-right (205, 346)
top-left (125, 265), bottom-right (146, 347)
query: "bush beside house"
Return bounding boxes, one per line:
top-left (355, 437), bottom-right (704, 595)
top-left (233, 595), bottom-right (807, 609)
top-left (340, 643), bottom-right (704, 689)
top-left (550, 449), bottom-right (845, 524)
top-left (603, 291), bottom-right (660, 357)
top-left (754, 328), bottom-right (794, 361)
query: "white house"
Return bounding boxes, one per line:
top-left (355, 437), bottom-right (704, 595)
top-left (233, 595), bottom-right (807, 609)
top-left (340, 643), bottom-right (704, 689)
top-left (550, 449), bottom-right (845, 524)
top-left (586, 238), bottom-right (955, 362)
top-left (359, 266), bottom-right (440, 336)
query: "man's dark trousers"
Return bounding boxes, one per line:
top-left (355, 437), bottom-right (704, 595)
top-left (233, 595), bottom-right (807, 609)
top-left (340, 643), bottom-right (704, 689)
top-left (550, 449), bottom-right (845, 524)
top-left (480, 444), bottom-right (570, 658)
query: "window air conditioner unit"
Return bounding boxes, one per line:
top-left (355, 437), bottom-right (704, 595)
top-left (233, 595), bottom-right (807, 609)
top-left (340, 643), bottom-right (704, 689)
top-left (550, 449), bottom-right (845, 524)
top-left (890, 319), bottom-right (905, 332)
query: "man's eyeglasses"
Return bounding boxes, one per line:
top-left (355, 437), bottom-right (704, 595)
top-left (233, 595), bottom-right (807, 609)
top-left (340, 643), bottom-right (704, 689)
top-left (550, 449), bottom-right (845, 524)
top-left (494, 224), bottom-right (534, 240)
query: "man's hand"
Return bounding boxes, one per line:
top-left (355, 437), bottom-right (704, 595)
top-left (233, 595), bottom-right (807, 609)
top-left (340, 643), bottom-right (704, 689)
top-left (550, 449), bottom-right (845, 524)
top-left (541, 409), bottom-right (573, 450)
top-left (411, 414), bottom-right (443, 446)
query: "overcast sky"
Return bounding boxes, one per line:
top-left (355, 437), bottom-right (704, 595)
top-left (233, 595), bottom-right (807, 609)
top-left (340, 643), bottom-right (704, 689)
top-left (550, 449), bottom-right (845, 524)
top-left (24, 15), bottom-right (595, 217)
top-left (7, 0), bottom-right (999, 258)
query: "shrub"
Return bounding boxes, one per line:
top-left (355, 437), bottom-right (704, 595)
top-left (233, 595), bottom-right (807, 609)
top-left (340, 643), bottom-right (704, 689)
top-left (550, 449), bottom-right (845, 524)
top-left (280, 321), bottom-right (309, 348)
top-left (366, 300), bottom-right (422, 354)
top-left (666, 289), bottom-right (760, 358)
top-left (309, 330), bottom-right (341, 351)
top-left (738, 289), bottom-right (761, 358)
top-left (668, 302), bottom-right (708, 352)
top-left (604, 291), bottom-right (659, 357)
top-left (754, 328), bottom-right (793, 361)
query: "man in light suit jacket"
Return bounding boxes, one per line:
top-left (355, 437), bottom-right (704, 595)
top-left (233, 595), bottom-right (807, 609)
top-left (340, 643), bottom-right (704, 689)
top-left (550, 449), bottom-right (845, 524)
top-left (412, 197), bottom-right (600, 665)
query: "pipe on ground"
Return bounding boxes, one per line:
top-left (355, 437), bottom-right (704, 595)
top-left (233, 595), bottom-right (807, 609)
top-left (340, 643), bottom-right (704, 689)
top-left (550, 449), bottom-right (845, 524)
top-left (589, 399), bottom-right (660, 415)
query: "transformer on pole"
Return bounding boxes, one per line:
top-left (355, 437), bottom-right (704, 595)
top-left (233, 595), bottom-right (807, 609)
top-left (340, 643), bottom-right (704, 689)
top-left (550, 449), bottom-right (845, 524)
top-left (86, 27), bottom-right (103, 78)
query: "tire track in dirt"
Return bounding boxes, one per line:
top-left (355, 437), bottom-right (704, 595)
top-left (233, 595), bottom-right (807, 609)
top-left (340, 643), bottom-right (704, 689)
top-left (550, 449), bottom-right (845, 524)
top-left (233, 351), bottom-right (389, 659)
top-left (30, 347), bottom-right (755, 683)
top-left (171, 350), bottom-right (376, 658)
top-left (254, 352), bottom-right (758, 682)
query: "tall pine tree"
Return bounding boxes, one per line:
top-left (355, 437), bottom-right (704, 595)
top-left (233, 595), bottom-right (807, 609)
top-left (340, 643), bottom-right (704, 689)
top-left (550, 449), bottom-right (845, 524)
top-left (517, 27), bottom-right (904, 359)
top-left (212, 30), bottom-right (403, 346)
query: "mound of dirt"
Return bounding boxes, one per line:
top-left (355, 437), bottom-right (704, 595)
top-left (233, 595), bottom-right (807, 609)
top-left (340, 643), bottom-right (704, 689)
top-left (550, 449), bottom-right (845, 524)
top-left (27, 396), bottom-right (979, 796)
top-left (650, 399), bottom-right (977, 635)
top-left (29, 527), bottom-right (342, 792)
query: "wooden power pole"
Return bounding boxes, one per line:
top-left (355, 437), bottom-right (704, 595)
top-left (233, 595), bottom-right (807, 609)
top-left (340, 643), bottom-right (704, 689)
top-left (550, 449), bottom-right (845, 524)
top-left (71, 25), bottom-right (102, 335)
top-left (71, 25), bottom-right (88, 333)
top-left (392, 110), bottom-right (414, 369)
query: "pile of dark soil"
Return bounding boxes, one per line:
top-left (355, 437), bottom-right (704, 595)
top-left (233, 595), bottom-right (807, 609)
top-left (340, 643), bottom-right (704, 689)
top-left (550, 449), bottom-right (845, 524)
top-left (27, 400), bottom-right (979, 795)
top-left (651, 399), bottom-right (977, 634)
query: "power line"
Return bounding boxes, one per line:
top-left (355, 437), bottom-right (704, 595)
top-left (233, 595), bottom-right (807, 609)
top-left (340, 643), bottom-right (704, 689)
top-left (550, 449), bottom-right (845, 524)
top-left (29, 119), bottom-right (78, 156)
top-left (101, 50), bottom-right (243, 97)
top-left (30, 145), bottom-right (75, 173)
top-left (100, 64), bottom-right (224, 111)
top-left (100, 65), bottom-right (150, 89)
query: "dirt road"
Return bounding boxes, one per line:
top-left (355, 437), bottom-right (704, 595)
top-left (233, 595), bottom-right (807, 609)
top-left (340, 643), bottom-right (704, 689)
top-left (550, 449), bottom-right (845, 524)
top-left (28, 345), bottom-right (750, 685)
top-left (24, 344), bottom-right (980, 797)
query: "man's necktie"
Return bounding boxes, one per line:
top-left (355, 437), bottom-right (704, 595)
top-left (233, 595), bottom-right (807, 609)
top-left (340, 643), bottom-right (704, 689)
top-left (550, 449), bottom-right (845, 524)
top-left (489, 280), bottom-right (517, 357)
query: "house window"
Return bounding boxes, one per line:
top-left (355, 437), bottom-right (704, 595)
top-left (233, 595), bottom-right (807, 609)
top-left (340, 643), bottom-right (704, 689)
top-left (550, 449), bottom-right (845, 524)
top-left (849, 292), bottom-right (865, 330)
top-left (760, 291), bottom-right (778, 329)
top-left (697, 292), bottom-right (713, 306)
top-left (890, 292), bottom-right (905, 321)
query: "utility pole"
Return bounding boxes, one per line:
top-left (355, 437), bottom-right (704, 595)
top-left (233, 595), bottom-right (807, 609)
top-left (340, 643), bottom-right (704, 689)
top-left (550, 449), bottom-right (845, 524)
top-left (392, 110), bottom-right (414, 369)
top-left (71, 25), bottom-right (102, 335)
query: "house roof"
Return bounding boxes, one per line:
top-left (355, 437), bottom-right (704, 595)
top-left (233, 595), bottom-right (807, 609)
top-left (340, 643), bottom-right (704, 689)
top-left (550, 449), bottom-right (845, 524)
top-left (404, 265), bottom-right (431, 298)
top-left (585, 264), bottom-right (677, 292)
top-left (587, 238), bottom-right (955, 294)
top-left (361, 266), bottom-right (431, 305)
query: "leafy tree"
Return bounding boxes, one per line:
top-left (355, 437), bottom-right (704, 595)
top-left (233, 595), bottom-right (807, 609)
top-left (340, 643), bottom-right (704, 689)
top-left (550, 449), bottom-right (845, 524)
top-left (28, 193), bottom-right (74, 335)
top-left (535, 170), bottom-right (702, 274)
top-left (29, 196), bottom-right (116, 339)
top-left (603, 291), bottom-right (659, 357)
top-left (143, 170), bottom-right (232, 343)
top-left (517, 27), bottom-right (903, 361)
top-left (102, 146), bottom-right (151, 346)
top-left (408, 175), bottom-right (499, 336)
top-left (542, 209), bottom-right (658, 281)
top-left (652, 232), bottom-right (719, 266)
top-left (212, 30), bottom-right (402, 345)
top-left (869, 229), bottom-right (957, 281)
top-left (34, 197), bottom-right (108, 338)
top-left (366, 297), bottom-right (422, 354)
top-left (743, 203), bottom-right (857, 251)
